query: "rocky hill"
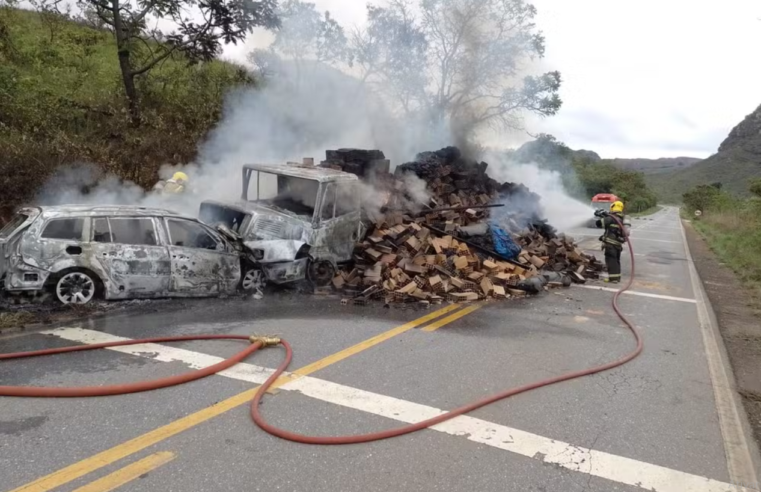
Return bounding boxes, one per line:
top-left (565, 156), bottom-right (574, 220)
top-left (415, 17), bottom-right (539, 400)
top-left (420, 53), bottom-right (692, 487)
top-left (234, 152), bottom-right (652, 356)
top-left (648, 104), bottom-right (761, 199)
top-left (610, 157), bottom-right (701, 175)
top-left (511, 135), bottom-right (700, 175)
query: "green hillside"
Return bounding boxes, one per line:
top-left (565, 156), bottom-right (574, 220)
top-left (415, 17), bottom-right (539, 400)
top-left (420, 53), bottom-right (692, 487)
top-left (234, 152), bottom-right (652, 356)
top-left (648, 150), bottom-right (761, 202)
top-left (648, 104), bottom-right (761, 201)
top-left (0, 7), bottom-right (251, 216)
top-left (611, 157), bottom-right (701, 175)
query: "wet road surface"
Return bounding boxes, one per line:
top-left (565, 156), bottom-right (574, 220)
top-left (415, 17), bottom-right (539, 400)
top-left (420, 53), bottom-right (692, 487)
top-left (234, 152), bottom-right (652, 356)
top-left (1, 206), bottom-right (759, 492)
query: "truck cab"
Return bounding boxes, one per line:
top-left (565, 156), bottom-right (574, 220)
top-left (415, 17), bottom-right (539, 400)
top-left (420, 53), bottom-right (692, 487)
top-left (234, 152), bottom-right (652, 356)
top-left (200, 161), bottom-right (364, 289)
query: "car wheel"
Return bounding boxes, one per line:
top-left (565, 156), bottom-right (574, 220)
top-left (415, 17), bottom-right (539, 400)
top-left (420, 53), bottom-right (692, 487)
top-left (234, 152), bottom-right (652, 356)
top-left (56, 271), bottom-right (97, 305)
top-left (241, 268), bottom-right (266, 292)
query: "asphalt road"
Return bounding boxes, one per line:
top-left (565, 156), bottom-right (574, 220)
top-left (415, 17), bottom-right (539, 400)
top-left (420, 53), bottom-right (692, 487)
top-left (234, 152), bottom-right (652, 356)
top-left (1, 206), bottom-right (759, 492)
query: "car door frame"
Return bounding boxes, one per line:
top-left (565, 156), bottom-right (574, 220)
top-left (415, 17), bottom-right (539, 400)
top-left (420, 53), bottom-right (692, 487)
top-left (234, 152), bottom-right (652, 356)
top-left (162, 217), bottom-right (241, 296)
top-left (310, 181), bottom-right (361, 263)
top-left (88, 215), bottom-right (172, 299)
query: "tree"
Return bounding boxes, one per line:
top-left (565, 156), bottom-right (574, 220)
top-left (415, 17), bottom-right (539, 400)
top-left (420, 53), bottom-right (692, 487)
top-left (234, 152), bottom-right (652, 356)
top-left (250, 0), bottom-right (348, 81)
top-left (81, 0), bottom-right (279, 124)
top-left (682, 184), bottom-right (723, 213)
top-left (571, 158), bottom-right (657, 212)
top-left (348, 1), bottom-right (428, 109)
top-left (29, 0), bottom-right (71, 42)
top-left (351, 0), bottom-right (561, 136)
top-left (270, 0), bottom-right (347, 64)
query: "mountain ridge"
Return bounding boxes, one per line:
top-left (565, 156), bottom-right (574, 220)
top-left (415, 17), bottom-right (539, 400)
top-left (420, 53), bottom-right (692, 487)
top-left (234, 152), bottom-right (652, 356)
top-left (647, 103), bottom-right (761, 199)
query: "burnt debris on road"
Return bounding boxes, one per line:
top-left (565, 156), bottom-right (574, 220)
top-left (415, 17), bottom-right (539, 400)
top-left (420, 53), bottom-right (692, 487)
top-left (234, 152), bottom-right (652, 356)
top-left (0, 146), bottom-right (604, 313)
top-left (321, 147), bottom-right (604, 306)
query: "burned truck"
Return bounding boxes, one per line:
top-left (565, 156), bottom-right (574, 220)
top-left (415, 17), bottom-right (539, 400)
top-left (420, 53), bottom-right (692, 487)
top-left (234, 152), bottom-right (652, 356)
top-left (200, 162), bottom-right (364, 291)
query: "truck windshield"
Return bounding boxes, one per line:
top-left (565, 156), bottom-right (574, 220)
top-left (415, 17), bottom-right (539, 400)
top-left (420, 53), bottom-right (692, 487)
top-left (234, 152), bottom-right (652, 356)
top-left (0, 213), bottom-right (29, 239)
top-left (249, 171), bottom-right (319, 218)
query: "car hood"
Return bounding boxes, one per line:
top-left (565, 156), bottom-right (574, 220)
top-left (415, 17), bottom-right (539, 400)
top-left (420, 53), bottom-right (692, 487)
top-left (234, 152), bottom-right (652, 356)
top-left (244, 206), bottom-right (311, 242)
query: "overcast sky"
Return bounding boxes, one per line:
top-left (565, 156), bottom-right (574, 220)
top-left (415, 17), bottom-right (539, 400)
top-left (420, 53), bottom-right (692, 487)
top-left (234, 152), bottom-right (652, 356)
top-left (223, 0), bottom-right (761, 159)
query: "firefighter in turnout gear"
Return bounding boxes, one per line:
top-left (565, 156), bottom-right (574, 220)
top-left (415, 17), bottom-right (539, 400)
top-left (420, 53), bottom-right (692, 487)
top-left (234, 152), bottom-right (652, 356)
top-left (595, 200), bottom-right (627, 283)
top-left (153, 172), bottom-right (189, 195)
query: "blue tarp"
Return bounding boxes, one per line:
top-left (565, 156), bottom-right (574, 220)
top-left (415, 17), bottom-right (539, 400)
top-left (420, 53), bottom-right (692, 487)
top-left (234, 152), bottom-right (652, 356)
top-left (489, 224), bottom-right (521, 260)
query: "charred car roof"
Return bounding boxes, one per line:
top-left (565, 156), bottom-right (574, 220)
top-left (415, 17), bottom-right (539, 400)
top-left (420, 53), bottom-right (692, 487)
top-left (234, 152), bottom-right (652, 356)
top-left (244, 163), bottom-right (359, 183)
top-left (26, 205), bottom-right (194, 220)
top-left (201, 200), bottom-right (261, 214)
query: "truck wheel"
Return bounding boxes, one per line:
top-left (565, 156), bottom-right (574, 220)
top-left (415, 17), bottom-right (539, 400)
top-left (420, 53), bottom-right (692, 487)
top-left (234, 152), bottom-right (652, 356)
top-left (307, 260), bottom-right (335, 287)
top-left (56, 270), bottom-right (98, 305)
top-left (241, 268), bottom-right (266, 293)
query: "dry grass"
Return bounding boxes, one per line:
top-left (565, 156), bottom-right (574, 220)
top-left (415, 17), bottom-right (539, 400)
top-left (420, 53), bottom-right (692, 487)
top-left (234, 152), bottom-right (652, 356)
top-left (694, 202), bottom-right (761, 308)
top-left (0, 311), bottom-right (37, 330)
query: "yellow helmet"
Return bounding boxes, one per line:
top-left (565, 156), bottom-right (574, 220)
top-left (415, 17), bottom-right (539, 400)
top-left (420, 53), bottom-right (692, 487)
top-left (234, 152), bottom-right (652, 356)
top-left (172, 171), bottom-right (189, 183)
top-left (610, 201), bottom-right (624, 213)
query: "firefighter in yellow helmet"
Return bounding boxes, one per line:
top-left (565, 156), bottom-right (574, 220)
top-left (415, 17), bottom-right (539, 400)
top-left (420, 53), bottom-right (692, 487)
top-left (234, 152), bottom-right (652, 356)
top-left (594, 200), bottom-right (627, 283)
top-left (155, 172), bottom-right (189, 195)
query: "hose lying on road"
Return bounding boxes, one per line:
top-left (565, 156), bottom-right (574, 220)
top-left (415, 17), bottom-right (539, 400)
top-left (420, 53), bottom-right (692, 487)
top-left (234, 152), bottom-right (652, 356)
top-left (0, 335), bottom-right (278, 397)
top-left (0, 216), bottom-right (640, 446)
top-left (250, 215), bottom-right (641, 444)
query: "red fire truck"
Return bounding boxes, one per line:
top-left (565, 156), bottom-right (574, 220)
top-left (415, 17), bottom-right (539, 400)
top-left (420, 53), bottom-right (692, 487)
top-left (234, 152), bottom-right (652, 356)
top-left (589, 193), bottom-right (631, 229)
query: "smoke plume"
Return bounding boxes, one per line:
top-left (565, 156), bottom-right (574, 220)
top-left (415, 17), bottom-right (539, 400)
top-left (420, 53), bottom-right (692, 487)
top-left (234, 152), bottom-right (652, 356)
top-left (35, 59), bottom-right (451, 216)
top-left (483, 150), bottom-right (595, 232)
top-left (33, 2), bottom-right (584, 232)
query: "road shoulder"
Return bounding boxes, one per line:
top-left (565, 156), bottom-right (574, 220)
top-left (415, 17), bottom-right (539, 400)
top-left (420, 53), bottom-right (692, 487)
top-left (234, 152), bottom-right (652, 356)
top-left (684, 219), bottom-right (761, 466)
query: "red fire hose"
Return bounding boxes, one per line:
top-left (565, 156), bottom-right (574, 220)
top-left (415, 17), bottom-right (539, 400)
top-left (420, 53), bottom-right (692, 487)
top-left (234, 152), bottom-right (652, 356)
top-left (0, 335), bottom-right (269, 397)
top-left (0, 215), bottom-right (640, 447)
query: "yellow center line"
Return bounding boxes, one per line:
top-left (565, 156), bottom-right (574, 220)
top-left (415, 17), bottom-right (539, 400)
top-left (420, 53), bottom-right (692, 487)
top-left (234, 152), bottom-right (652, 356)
top-left (10, 303), bottom-right (469, 492)
top-left (71, 452), bottom-right (175, 492)
top-left (422, 304), bottom-right (483, 332)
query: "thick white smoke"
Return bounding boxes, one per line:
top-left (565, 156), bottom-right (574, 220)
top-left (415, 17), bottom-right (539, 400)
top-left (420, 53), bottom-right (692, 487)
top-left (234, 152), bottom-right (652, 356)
top-left (32, 2), bottom-right (583, 230)
top-left (484, 151), bottom-right (595, 232)
top-left (35, 60), bottom-right (448, 217)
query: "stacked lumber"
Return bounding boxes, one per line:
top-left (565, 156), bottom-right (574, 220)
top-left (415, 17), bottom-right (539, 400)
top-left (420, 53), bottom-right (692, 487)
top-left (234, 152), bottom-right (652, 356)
top-left (334, 222), bottom-right (527, 305)
top-left (393, 147), bottom-right (544, 230)
top-left (333, 216), bottom-right (602, 306)
top-left (512, 230), bottom-right (604, 283)
top-left (320, 148), bottom-right (391, 178)
top-left (320, 145), bottom-right (605, 305)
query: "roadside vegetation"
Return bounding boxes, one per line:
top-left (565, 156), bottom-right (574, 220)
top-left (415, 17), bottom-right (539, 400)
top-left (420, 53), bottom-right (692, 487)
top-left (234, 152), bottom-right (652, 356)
top-left (628, 205), bottom-right (662, 217)
top-left (684, 180), bottom-right (761, 303)
top-left (511, 135), bottom-right (659, 212)
top-left (0, 0), bottom-right (565, 222)
top-left (571, 158), bottom-right (658, 213)
top-left (0, 6), bottom-right (255, 217)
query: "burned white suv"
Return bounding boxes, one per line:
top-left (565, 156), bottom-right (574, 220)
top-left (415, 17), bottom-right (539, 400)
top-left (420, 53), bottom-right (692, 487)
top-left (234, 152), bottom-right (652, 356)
top-left (0, 205), bottom-right (241, 304)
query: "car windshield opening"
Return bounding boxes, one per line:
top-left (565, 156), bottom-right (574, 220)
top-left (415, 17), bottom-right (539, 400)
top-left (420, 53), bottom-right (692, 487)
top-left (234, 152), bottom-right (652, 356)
top-left (199, 203), bottom-right (248, 232)
top-left (0, 213), bottom-right (29, 239)
top-left (250, 171), bottom-right (318, 219)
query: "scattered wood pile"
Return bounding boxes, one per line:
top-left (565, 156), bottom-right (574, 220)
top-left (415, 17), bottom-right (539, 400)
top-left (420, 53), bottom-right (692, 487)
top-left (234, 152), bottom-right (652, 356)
top-left (333, 218), bottom-right (602, 306)
top-left (323, 146), bottom-right (604, 306)
top-left (321, 149), bottom-right (390, 178)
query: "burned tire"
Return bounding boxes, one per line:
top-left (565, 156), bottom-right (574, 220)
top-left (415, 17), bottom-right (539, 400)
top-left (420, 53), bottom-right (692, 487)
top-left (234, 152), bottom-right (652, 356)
top-left (241, 267), bottom-right (267, 293)
top-left (307, 260), bottom-right (335, 287)
top-left (55, 270), bottom-right (98, 305)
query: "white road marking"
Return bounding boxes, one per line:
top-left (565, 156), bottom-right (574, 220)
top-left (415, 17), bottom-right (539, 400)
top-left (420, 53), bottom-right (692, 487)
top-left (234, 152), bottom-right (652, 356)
top-left (629, 237), bottom-right (681, 244)
top-left (628, 231), bottom-right (681, 238)
top-left (44, 327), bottom-right (744, 492)
top-left (636, 226), bottom-right (681, 232)
top-left (576, 285), bottom-right (697, 303)
top-left (679, 216), bottom-right (761, 489)
top-left (569, 233), bottom-right (680, 244)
